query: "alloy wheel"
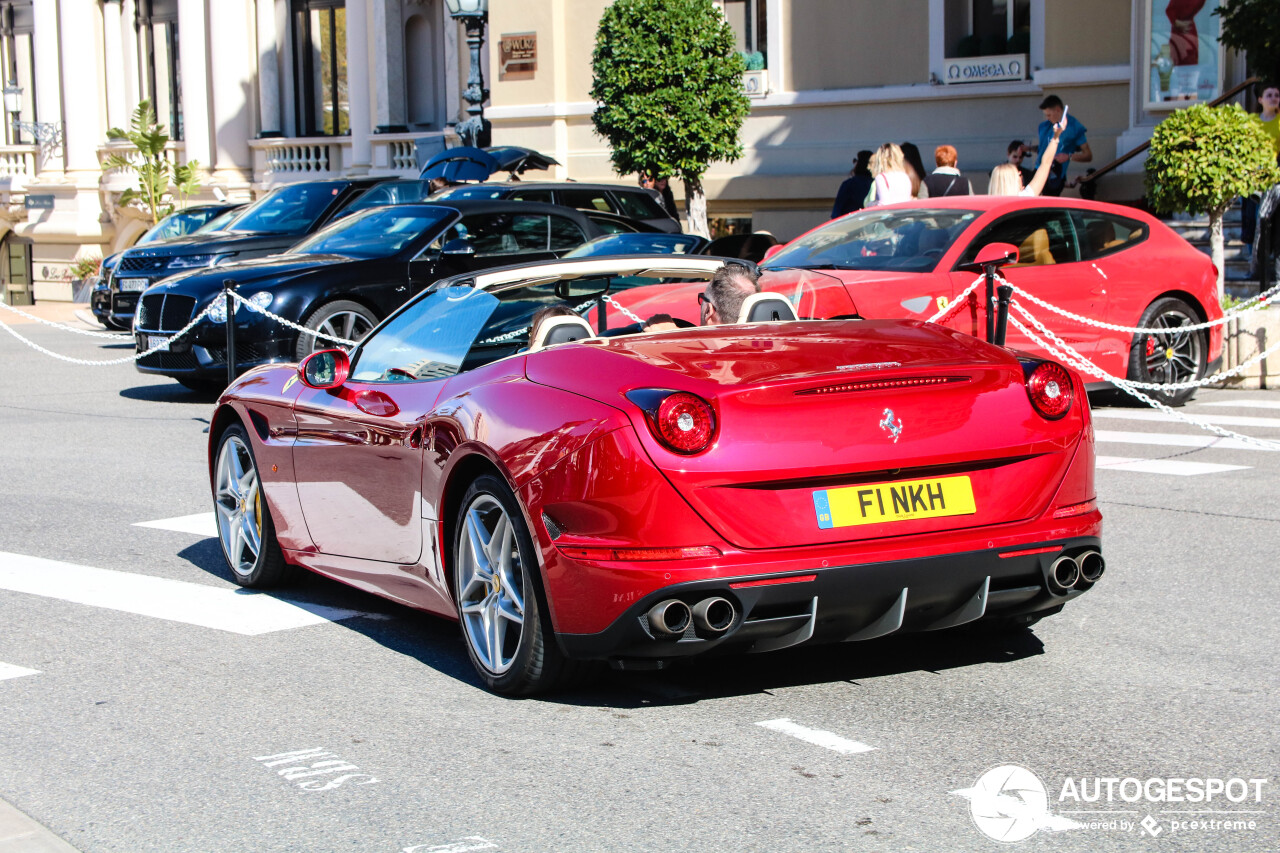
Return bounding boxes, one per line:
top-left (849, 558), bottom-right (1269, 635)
top-left (1142, 308), bottom-right (1202, 385)
top-left (456, 494), bottom-right (527, 675)
top-left (303, 310), bottom-right (375, 354)
top-left (214, 434), bottom-right (263, 578)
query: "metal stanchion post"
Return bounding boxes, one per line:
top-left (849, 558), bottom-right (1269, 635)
top-left (984, 267), bottom-right (996, 343)
top-left (994, 283), bottom-right (1013, 347)
top-left (223, 280), bottom-right (238, 386)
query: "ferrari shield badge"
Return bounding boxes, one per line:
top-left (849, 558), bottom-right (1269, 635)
top-left (879, 408), bottom-right (903, 443)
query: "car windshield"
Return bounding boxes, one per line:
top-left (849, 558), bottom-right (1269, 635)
top-left (195, 207), bottom-right (244, 233)
top-left (225, 183), bottom-right (345, 235)
top-left (289, 206), bottom-right (454, 259)
top-left (764, 208), bottom-right (980, 273)
top-left (335, 181), bottom-right (436, 218)
top-left (565, 234), bottom-right (704, 257)
top-left (433, 185), bottom-right (507, 200)
top-left (350, 273), bottom-right (680, 382)
top-left (134, 208), bottom-right (223, 245)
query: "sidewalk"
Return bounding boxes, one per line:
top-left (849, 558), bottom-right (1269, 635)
top-left (0, 301), bottom-right (105, 331)
top-left (0, 798), bottom-right (79, 853)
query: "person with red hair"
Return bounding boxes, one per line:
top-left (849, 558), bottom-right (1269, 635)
top-left (923, 145), bottom-right (972, 197)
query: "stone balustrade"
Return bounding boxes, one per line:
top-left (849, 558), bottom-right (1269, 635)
top-left (0, 145), bottom-right (36, 180)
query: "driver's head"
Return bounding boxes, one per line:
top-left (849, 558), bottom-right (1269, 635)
top-left (699, 262), bottom-right (761, 326)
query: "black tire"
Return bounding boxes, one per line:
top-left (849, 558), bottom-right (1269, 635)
top-left (1126, 296), bottom-right (1206, 407)
top-left (451, 474), bottom-right (580, 696)
top-left (213, 424), bottom-right (291, 588)
top-left (294, 300), bottom-right (378, 360)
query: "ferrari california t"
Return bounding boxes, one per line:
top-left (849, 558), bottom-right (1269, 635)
top-left (209, 256), bottom-right (1103, 695)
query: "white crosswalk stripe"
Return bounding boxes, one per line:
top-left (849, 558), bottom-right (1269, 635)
top-left (1096, 456), bottom-right (1249, 476)
top-left (1091, 399), bottom-right (1280, 477)
top-left (0, 662), bottom-right (40, 681)
top-left (133, 512), bottom-right (216, 537)
top-left (0, 551), bottom-right (382, 635)
top-left (1095, 430), bottom-right (1278, 453)
top-left (1093, 410), bottom-right (1280, 429)
top-left (1198, 399), bottom-right (1280, 410)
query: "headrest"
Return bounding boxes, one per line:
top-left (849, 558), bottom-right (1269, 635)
top-left (737, 292), bottom-right (799, 324)
top-left (529, 315), bottom-right (594, 351)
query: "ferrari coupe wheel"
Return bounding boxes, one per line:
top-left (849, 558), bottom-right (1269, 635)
top-left (294, 300), bottom-right (378, 360)
top-left (1126, 296), bottom-right (1206, 407)
top-left (453, 475), bottom-right (576, 695)
top-left (214, 425), bottom-right (290, 588)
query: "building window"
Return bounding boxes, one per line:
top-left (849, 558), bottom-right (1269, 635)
top-left (0, 0), bottom-right (35, 146)
top-left (293, 0), bottom-right (347, 137)
top-left (947, 0), bottom-right (1031, 57)
top-left (723, 0), bottom-right (767, 69)
top-left (136, 0), bottom-right (182, 140)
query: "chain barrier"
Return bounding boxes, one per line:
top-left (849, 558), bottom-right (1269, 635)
top-left (926, 274), bottom-right (989, 324)
top-left (0, 299), bottom-right (133, 339)
top-left (0, 299), bottom-right (221, 366)
top-left (230, 291), bottom-right (357, 347)
top-left (1007, 304), bottom-right (1280, 451)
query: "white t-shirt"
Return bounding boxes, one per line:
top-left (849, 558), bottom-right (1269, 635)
top-left (870, 171), bottom-right (913, 206)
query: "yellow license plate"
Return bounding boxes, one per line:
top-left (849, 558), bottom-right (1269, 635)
top-left (813, 475), bottom-right (976, 529)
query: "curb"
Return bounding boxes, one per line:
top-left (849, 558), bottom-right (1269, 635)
top-left (0, 799), bottom-right (79, 853)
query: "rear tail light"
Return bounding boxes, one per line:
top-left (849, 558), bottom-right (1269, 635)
top-left (1052, 498), bottom-right (1096, 519)
top-left (1024, 361), bottom-right (1073, 419)
top-left (557, 545), bottom-right (722, 562)
top-left (626, 389), bottom-right (718, 455)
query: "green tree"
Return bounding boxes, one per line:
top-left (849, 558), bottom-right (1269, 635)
top-left (103, 100), bottom-right (201, 226)
top-left (1216, 0), bottom-right (1280, 81)
top-left (590, 0), bottom-right (750, 238)
top-left (1146, 104), bottom-right (1279, 298)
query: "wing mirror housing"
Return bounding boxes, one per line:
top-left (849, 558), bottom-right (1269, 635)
top-left (299, 348), bottom-right (350, 390)
top-left (958, 242), bottom-right (1019, 272)
top-left (441, 238), bottom-right (476, 256)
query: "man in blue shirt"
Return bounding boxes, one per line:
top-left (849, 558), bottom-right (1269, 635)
top-left (1029, 95), bottom-right (1092, 197)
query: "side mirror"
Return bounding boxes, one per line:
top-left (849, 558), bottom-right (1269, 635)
top-left (299, 348), bottom-right (350, 390)
top-left (959, 242), bottom-right (1019, 272)
top-left (762, 243), bottom-right (784, 261)
top-left (441, 238), bottom-right (476, 256)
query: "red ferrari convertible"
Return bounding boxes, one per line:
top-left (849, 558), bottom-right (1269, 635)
top-left (210, 256), bottom-right (1103, 695)
top-left (608, 197), bottom-right (1222, 405)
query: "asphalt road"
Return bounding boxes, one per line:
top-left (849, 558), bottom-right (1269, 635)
top-left (0, 321), bottom-right (1276, 852)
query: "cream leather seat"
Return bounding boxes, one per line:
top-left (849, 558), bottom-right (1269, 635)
top-left (737, 292), bottom-right (799, 323)
top-left (528, 315), bottom-right (594, 351)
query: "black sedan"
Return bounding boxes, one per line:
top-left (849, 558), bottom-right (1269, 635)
top-left (103, 178), bottom-right (390, 330)
top-left (133, 201), bottom-right (612, 390)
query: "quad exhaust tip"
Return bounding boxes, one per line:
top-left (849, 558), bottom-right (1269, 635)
top-left (692, 597), bottom-right (735, 636)
top-left (1078, 550), bottom-right (1105, 583)
top-left (647, 599), bottom-right (692, 637)
top-left (1048, 555), bottom-right (1081, 595)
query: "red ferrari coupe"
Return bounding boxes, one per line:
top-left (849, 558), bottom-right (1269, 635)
top-left (210, 256), bottom-right (1103, 695)
top-left (608, 197), bottom-right (1222, 405)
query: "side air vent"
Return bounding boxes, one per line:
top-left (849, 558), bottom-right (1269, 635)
top-left (795, 376), bottom-right (969, 396)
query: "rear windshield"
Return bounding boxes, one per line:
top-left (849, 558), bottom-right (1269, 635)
top-left (336, 181), bottom-right (435, 217)
top-left (227, 183), bottom-right (346, 235)
top-left (765, 208), bottom-right (979, 273)
top-left (613, 190), bottom-right (668, 220)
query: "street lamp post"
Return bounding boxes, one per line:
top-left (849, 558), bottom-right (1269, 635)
top-left (2, 81), bottom-right (63, 151)
top-left (444, 0), bottom-right (490, 148)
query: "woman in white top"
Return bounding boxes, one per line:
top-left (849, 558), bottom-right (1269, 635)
top-left (988, 119), bottom-right (1064, 196)
top-left (868, 143), bottom-right (914, 206)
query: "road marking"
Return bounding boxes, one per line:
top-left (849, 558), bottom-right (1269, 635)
top-left (404, 839), bottom-right (498, 853)
top-left (133, 512), bottom-right (216, 537)
top-left (1198, 400), bottom-right (1280, 410)
top-left (1096, 456), bottom-right (1250, 476)
top-left (0, 662), bottom-right (40, 681)
top-left (1095, 429), bottom-right (1280, 452)
top-left (0, 551), bottom-right (371, 635)
top-left (253, 747), bottom-right (377, 791)
top-left (756, 718), bottom-right (876, 754)
top-left (1092, 410), bottom-right (1280, 429)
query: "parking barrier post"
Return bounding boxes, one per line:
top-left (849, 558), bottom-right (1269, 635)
top-left (223, 280), bottom-right (238, 387)
top-left (994, 283), bottom-right (1013, 347)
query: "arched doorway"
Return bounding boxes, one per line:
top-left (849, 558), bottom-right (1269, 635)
top-left (405, 7), bottom-right (444, 130)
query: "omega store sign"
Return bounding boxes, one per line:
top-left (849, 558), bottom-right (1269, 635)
top-left (500, 32), bottom-right (537, 81)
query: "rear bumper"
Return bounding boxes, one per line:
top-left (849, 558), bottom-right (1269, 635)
top-left (556, 536), bottom-right (1101, 662)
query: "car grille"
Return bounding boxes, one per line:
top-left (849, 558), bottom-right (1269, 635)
top-left (117, 256), bottom-right (170, 273)
top-left (137, 293), bottom-right (196, 332)
top-left (207, 343), bottom-right (268, 364)
top-left (138, 349), bottom-right (199, 370)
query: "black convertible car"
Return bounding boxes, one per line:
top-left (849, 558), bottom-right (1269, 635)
top-left (133, 200), bottom-right (613, 389)
top-left (103, 178), bottom-right (390, 330)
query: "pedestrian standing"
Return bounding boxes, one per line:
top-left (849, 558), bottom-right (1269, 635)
top-left (900, 142), bottom-right (928, 199)
top-left (1242, 82), bottom-right (1280, 260)
top-left (831, 150), bottom-right (874, 218)
top-left (1026, 95), bottom-right (1090, 196)
top-left (988, 118), bottom-right (1064, 197)
top-left (1006, 140), bottom-right (1036, 188)
top-left (653, 175), bottom-right (679, 219)
top-left (923, 145), bottom-right (973, 197)
top-left (867, 144), bottom-right (913, 207)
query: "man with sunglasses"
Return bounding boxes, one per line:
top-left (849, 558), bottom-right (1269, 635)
top-left (1006, 140), bottom-right (1035, 189)
top-left (698, 262), bottom-right (761, 326)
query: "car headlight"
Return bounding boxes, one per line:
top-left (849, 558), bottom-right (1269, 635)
top-left (206, 290), bottom-right (272, 324)
top-left (168, 254), bottom-right (219, 269)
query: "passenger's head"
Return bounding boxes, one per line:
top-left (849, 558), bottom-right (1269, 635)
top-left (529, 304), bottom-right (578, 343)
top-left (987, 163), bottom-right (1023, 196)
top-left (1007, 139), bottom-right (1027, 164)
top-left (699, 262), bottom-right (760, 326)
top-left (1038, 94), bottom-right (1065, 124)
top-left (934, 145), bottom-right (958, 168)
top-left (869, 143), bottom-right (905, 177)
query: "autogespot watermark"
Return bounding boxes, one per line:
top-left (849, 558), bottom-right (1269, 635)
top-left (951, 764), bottom-right (1270, 843)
